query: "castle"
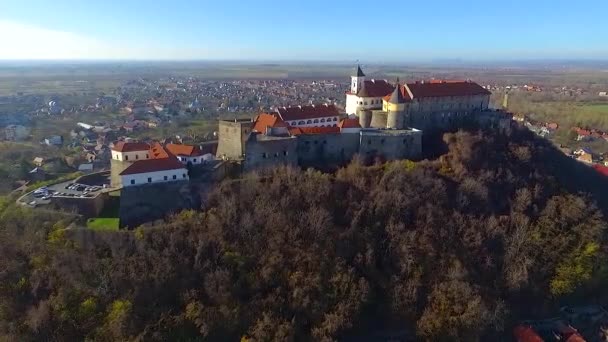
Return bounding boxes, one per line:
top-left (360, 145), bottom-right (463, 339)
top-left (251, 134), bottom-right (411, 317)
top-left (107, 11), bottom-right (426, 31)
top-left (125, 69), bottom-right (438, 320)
top-left (216, 65), bottom-right (508, 170)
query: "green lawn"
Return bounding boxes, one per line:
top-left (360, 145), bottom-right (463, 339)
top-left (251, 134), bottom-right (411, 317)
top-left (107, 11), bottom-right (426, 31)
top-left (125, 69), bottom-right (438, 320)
top-left (87, 217), bottom-right (119, 231)
top-left (583, 103), bottom-right (608, 113)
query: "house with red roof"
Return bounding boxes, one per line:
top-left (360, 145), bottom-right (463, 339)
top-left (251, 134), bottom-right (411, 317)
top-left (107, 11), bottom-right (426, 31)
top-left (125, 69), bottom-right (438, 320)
top-left (111, 140), bottom-right (190, 187)
top-left (165, 143), bottom-right (212, 165)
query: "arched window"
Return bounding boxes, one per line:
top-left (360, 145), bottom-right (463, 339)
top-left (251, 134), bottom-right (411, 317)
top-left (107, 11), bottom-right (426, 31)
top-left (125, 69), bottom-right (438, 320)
top-left (333, 117), bottom-right (338, 121)
top-left (320, 118), bottom-right (325, 123)
top-left (298, 121), bottom-right (305, 125)
top-left (313, 119), bottom-right (319, 123)
top-left (307, 120), bottom-right (312, 124)
top-left (292, 121), bottom-right (297, 126)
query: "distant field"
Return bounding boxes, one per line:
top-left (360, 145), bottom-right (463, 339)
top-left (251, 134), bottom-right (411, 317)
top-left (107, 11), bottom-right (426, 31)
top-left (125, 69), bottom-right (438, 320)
top-left (87, 217), bottom-right (119, 231)
top-left (583, 103), bottom-right (608, 113)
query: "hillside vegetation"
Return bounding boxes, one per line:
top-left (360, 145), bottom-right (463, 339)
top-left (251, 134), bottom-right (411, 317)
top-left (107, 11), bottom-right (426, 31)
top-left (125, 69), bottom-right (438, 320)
top-left (1, 127), bottom-right (608, 341)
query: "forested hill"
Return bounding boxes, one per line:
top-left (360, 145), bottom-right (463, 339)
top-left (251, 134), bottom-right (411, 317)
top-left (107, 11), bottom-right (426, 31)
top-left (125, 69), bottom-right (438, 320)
top-left (1, 126), bottom-right (608, 341)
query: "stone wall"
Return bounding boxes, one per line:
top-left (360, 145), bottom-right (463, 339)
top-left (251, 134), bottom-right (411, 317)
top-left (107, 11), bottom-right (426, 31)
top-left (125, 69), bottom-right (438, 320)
top-left (296, 133), bottom-right (360, 167)
top-left (118, 180), bottom-right (199, 228)
top-left (51, 192), bottom-right (109, 218)
top-left (244, 135), bottom-right (298, 171)
top-left (370, 110), bottom-right (388, 128)
top-left (216, 120), bottom-right (254, 160)
top-left (359, 129), bottom-right (422, 161)
top-left (110, 159), bottom-right (133, 187)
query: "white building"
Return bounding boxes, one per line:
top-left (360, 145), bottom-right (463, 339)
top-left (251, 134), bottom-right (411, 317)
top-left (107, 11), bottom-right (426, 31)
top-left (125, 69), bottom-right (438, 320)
top-left (111, 141), bottom-right (151, 161)
top-left (273, 104), bottom-right (341, 128)
top-left (345, 65), bottom-right (394, 115)
top-left (165, 143), bottom-right (206, 165)
top-left (119, 158), bottom-right (189, 187)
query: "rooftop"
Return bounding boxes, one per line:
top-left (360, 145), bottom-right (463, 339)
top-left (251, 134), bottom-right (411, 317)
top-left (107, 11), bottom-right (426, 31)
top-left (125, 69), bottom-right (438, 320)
top-left (165, 143), bottom-right (204, 157)
top-left (276, 104), bottom-right (340, 121)
top-left (253, 113), bottom-right (288, 132)
top-left (112, 141), bottom-right (150, 152)
top-left (119, 157), bottom-right (186, 176)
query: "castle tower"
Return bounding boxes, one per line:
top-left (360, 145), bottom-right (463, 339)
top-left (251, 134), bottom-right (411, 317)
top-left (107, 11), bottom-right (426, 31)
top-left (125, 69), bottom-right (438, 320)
top-left (386, 85), bottom-right (406, 129)
top-left (351, 65), bottom-right (365, 94)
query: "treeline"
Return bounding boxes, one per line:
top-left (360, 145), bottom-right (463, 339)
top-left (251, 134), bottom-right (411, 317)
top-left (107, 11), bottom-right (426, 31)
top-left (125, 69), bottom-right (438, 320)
top-left (1, 127), bottom-right (607, 341)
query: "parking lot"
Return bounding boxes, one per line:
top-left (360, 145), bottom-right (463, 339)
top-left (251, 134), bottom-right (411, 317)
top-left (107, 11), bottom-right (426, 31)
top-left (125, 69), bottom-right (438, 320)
top-left (21, 172), bottom-right (113, 207)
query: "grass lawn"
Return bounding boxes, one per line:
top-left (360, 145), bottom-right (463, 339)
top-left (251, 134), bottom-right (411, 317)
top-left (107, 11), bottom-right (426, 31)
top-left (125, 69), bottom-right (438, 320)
top-left (87, 217), bottom-right (119, 231)
top-left (582, 103), bottom-right (608, 113)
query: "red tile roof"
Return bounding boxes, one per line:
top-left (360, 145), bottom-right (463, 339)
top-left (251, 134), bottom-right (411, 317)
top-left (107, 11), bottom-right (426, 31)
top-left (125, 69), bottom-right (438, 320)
top-left (289, 126), bottom-right (340, 135)
top-left (112, 141), bottom-right (150, 152)
top-left (165, 143), bottom-right (203, 157)
top-left (406, 81), bottom-right (491, 98)
top-left (119, 157), bottom-right (186, 176)
top-left (253, 113), bottom-right (288, 132)
top-left (338, 118), bottom-right (361, 129)
top-left (347, 79), bottom-right (394, 98)
top-left (513, 325), bottom-right (544, 342)
top-left (593, 164), bottom-right (608, 177)
top-left (382, 85), bottom-right (413, 102)
top-left (276, 104), bottom-right (340, 121)
top-left (149, 142), bottom-right (169, 159)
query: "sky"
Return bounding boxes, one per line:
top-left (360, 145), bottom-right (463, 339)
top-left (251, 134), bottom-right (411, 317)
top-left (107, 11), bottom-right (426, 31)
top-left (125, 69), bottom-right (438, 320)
top-left (1, 0), bottom-right (607, 62)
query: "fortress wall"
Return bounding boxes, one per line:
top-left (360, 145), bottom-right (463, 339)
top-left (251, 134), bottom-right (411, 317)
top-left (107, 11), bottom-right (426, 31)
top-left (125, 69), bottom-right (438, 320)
top-left (244, 137), bottom-right (298, 171)
top-left (118, 180), bottom-right (199, 229)
top-left (370, 111), bottom-right (387, 129)
top-left (296, 133), bottom-right (360, 167)
top-left (359, 130), bottom-right (422, 161)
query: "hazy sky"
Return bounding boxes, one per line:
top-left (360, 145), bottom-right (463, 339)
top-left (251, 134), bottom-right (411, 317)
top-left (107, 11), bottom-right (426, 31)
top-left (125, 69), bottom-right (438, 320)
top-left (1, 0), bottom-right (607, 61)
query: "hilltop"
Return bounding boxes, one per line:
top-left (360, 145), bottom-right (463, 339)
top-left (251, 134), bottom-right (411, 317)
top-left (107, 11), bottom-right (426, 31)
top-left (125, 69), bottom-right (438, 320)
top-left (1, 125), bottom-right (607, 340)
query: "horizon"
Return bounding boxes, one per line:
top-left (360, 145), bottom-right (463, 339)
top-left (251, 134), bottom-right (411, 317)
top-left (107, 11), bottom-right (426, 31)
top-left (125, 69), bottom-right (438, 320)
top-left (2, 0), bottom-right (608, 61)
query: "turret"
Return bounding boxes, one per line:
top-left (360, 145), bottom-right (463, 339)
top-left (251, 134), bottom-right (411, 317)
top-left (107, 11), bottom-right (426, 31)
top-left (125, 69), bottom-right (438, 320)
top-left (386, 85), bottom-right (406, 129)
top-left (351, 65), bottom-right (365, 94)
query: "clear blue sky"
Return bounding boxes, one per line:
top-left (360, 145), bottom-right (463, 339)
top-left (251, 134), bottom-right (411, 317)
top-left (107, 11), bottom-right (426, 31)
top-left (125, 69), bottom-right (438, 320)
top-left (1, 0), bottom-right (607, 61)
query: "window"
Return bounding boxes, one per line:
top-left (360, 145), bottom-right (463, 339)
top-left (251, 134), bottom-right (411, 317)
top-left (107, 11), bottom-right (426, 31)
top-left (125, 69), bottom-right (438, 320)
top-left (292, 121), bottom-right (297, 126)
top-left (193, 159), bottom-right (197, 162)
top-left (146, 154), bottom-right (149, 159)
top-left (298, 121), bottom-right (305, 125)
top-left (262, 152), bottom-right (267, 158)
top-left (135, 154), bottom-right (139, 160)
top-left (283, 150), bottom-right (288, 156)
top-left (403, 139), bottom-right (408, 145)
top-left (173, 175), bottom-right (177, 180)
top-left (323, 140), bottom-right (327, 144)
top-left (130, 179), bottom-right (135, 185)
top-left (307, 120), bottom-right (312, 124)
top-left (368, 139), bottom-right (372, 145)
top-left (183, 174), bottom-right (186, 178)
top-left (125, 155), bottom-right (129, 161)
top-left (333, 117), bottom-right (337, 121)
top-left (274, 153), bottom-right (279, 158)
top-left (320, 118), bottom-right (325, 123)
top-left (313, 119), bottom-right (319, 123)
top-left (147, 177), bottom-right (152, 183)
top-left (164, 176), bottom-right (168, 181)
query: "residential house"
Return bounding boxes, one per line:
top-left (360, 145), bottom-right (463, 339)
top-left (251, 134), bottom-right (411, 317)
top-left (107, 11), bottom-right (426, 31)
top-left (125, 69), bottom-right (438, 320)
top-left (33, 157), bottom-right (45, 167)
top-left (577, 151), bottom-right (594, 164)
top-left (28, 167), bottom-right (47, 181)
top-left (44, 135), bottom-right (63, 146)
top-left (78, 163), bottom-right (94, 172)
